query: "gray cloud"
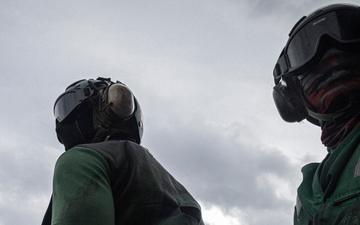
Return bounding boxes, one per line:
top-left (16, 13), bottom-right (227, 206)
top-left (144, 118), bottom-right (298, 223)
top-left (1, 0), bottom-right (359, 224)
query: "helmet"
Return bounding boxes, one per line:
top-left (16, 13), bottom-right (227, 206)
top-left (272, 4), bottom-right (360, 124)
top-left (54, 77), bottom-right (143, 149)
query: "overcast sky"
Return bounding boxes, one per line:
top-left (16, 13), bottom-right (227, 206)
top-left (1, 1), bottom-right (359, 225)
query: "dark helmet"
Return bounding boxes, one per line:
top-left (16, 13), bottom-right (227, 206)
top-left (54, 77), bottom-right (143, 150)
top-left (272, 3), bottom-right (360, 124)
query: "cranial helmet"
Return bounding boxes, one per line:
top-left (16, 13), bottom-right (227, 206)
top-left (272, 4), bottom-right (360, 124)
top-left (54, 77), bottom-right (143, 150)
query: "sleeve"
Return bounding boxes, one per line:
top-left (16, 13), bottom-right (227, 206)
top-left (51, 147), bottom-right (115, 225)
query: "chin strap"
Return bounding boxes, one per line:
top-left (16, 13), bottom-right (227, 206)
top-left (75, 120), bottom-right (87, 143)
top-left (306, 103), bottom-right (360, 124)
top-left (91, 124), bottom-right (110, 143)
top-left (306, 109), bottom-right (347, 123)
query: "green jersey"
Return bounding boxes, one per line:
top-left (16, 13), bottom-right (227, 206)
top-left (42, 140), bottom-right (204, 225)
top-left (295, 125), bottom-right (360, 225)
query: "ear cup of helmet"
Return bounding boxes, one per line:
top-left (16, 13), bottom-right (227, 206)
top-left (272, 77), bottom-right (308, 122)
top-left (133, 97), bottom-right (143, 142)
top-left (106, 84), bottom-right (135, 119)
top-left (102, 83), bottom-right (143, 144)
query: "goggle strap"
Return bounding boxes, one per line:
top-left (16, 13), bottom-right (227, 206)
top-left (274, 53), bottom-right (288, 79)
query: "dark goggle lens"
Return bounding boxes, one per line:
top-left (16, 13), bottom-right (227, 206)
top-left (287, 11), bottom-right (341, 68)
top-left (54, 87), bottom-right (94, 122)
top-left (276, 9), bottom-right (360, 79)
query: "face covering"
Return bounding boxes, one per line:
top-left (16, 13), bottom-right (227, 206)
top-left (299, 48), bottom-right (360, 149)
top-left (55, 101), bottom-right (95, 150)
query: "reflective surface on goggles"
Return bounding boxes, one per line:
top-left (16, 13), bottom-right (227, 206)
top-left (287, 12), bottom-right (340, 68)
top-left (54, 87), bottom-right (94, 122)
top-left (274, 7), bottom-right (360, 81)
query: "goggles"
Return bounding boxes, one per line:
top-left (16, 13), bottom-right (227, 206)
top-left (273, 5), bottom-right (360, 81)
top-left (54, 79), bottom-right (108, 122)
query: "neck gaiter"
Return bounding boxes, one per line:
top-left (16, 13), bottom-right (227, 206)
top-left (299, 49), bottom-right (360, 149)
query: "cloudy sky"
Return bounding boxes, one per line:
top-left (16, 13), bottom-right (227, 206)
top-left (1, 0), bottom-right (359, 224)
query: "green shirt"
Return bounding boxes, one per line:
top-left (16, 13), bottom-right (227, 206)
top-left (295, 125), bottom-right (360, 225)
top-left (44, 140), bottom-right (204, 225)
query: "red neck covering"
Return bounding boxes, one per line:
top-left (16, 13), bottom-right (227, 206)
top-left (299, 49), bottom-right (360, 149)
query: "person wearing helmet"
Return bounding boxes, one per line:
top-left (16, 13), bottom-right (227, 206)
top-left (41, 77), bottom-right (205, 225)
top-left (273, 4), bottom-right (360, 225)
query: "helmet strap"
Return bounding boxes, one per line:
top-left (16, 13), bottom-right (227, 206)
top-left (87, 93), bottom-right (111, 143)
top-left (91, 124), bottom-right (110, 143)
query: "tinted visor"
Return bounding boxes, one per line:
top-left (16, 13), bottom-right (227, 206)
top-left (54, 86), bottom-right (95, 122)
top-left (274, 8), bottom-right (360, 80)
top-left (287, 12), bottom-right (339, 67)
